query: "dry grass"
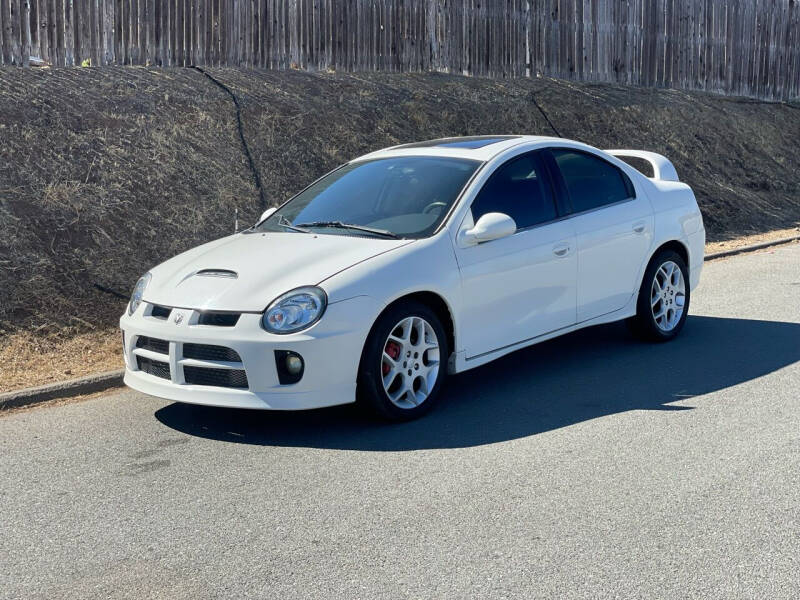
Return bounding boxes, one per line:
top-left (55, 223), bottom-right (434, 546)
top-left (705, 225), bottom-right (800, 255)
top-left (0, 67), bottom-right (256, 337)
top-left (0, 328), bottom-right (122, 392)
top-left (1, 66), bottom-right (798, 349)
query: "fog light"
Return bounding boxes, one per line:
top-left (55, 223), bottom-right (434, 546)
top-left (286, 354), bottom-right (303, 375)
top-left (275, 350), bottom-right (304, 384)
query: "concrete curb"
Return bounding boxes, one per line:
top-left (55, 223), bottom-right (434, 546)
top-left (704, 234), bottom-right (800, 261)
top-left (2, 233), bottom-right (798, 412)
top-left (0, 369), bottom-right (125, 411)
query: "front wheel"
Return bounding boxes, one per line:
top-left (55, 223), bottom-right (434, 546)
top-left (628, 250), bottom-right (690, 342)
top-left (357, 301), bottom-right (449, 421)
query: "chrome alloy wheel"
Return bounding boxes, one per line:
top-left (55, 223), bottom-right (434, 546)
top-left (651, 260), bottom-right (686, 332)
top-left (380, 316), bottom-right (441, 409)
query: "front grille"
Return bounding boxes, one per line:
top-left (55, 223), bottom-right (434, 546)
top-left (197, 312), bottom-right (240, 327)
top-left (183, 343), bottom-right (242, 362)
top-left (184, 366), bottom-right (248, 389)
top-left (135, 335), bottom-right (169, 354)
top-left (137, 356), bottom-right (170, 380)
top-left (150, 304), bottom-right (172, 319)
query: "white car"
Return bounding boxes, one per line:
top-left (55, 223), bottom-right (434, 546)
top-left (121, 135), bottom-right (704, 420)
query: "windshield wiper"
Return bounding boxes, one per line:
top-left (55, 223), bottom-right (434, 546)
top-left (276, 214), bottom-right (311, 233)
top-left (294, 221), bottom-right (401, 239)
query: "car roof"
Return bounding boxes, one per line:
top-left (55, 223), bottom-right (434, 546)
top-left (352, 135), bottom-right (566, 163)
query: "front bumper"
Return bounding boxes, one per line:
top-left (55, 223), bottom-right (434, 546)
top-left (120, 295), bottom-right (382, 410)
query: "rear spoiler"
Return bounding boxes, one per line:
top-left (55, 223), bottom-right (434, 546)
top-left (605, 149), bottom-right (680, 182)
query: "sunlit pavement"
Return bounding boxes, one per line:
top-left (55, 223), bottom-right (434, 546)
top-left (2, 244), bottom-right (799, 599)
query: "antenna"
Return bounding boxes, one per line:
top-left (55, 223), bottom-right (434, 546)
top-left (234, 208), bottom-right (239, 233)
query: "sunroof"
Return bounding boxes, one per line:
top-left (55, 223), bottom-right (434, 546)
top-left (397, 136), bottom-right (520, 150)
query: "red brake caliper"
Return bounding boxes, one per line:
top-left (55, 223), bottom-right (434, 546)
top-left (383, 341), bottom-right (401, 376)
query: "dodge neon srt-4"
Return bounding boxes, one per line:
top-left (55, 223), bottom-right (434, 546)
top-left (121, 136), bottom-right (704, 420)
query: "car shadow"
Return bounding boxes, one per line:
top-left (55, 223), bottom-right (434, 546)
top-left (154, 316), bottom-right (800, 451)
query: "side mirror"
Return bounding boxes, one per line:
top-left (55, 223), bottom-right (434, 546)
top-left (461, 212), bottom-right (517, 245)
top-left (259, 207), bottom-right (277, 223)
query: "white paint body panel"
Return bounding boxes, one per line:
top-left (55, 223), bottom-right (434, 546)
top-left (142, 231), bottom-right (412, 312)
top-left (571, 199), bottom-right (654, 322)
top-left (121, 294), bottom-right (383, 409)
top-left (454, 218), bottom-right (577, 359)
top-left (120, 136), bottom-right (704, 410)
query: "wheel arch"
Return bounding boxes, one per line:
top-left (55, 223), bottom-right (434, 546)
top-left (382, 291), bottom-right (456, 357)
top-left (635, 238), bottom-right (691, 297)
top-left (362, 291), bottom-right (457, 365)
top-left (650, 239), bottom-right (690, 269)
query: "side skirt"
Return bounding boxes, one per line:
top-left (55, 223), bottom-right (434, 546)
top-left (451, 299), bottom-right (638, 374)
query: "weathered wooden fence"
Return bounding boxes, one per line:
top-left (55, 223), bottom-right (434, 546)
top-left (1, 1), bottom-right (798, 100)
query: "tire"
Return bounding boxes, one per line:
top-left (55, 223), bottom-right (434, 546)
top-left (627, 249), bottom-right (690, 342)
top-left (357, 300), bottom-right (449, 421)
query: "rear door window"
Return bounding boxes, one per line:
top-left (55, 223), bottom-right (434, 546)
top-left (549, 149), bottom-right (634, 213)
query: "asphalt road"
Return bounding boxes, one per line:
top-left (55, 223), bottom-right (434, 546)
top-left (2, 244), bottom-right (799, 599)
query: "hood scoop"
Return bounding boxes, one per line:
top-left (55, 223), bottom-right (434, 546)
top-left (195, 269), bottom-right (238, 279)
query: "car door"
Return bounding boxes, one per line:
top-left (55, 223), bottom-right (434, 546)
top-left (545, 148), bottom-right (654, 322)
top-left (453, 151), bottom-right (577, 359)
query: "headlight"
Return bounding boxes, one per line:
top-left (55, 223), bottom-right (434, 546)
top-left (128, 273), bottom-right (152, 316)
top-left (262, 286), bottom-right (327, 334)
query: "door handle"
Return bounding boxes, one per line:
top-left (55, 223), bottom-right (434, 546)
top-left (552, 244), bottom-right (571, 257)
top-left (633, 221), bottom-right (646, 234)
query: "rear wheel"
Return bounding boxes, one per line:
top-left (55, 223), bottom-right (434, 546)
top-left (628, 250), bottom-right (690, 342)
top-left (357, 301), bottom-right (448, 421)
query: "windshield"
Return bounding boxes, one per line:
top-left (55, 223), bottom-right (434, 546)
top-left (256, 156), bottom-right (481, 238)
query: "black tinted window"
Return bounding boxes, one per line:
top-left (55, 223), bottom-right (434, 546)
top-left (551, 150), bottom-right (633, 213)
top-left (471, 153), bottom-right (556, 229)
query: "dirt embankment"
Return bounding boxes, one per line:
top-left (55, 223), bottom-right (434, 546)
top-left (1, 67), bottom-right (798, 345)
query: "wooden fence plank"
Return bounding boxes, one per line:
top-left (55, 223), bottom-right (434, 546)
top-left (0, 0), bottom-right (9, 65)
top-left (32, 0), bottom-right (41, 59)
top-left (46, 0), bottom-right (56, 62)
top-left (71, 0), bottom-right (80, 64)
top-left (0, 0), bottom-right (6, 65)
top-left (145, 0), bottom-right (153, 64)
top-left (20, 0), bottom-right (30, 65)
top-left (167, 0), bottom-right (174, 65)
top-left (128, 0), bottom-right (135, 63)
top-left (113, 0), bottom-right (121, 63)
top-left (118, 0), bottom-right (125, 63)
top-left (63, 0), bottom-right (72, 64)
top-left (44, 0), bottom-right (54, 62)
top-left (89, 0), bottom-right (97, 65)
top-left (203, 0), bottom-right (210, 65)
top-left (83, 0), bottom-right (92, 64)
top-left (174, 0), bottom-right (181, 65)
top-left (185, 0), bottom-right (191, 64)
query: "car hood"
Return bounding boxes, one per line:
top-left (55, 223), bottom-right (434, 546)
top-left (143, 231), bottom-right (412, 312)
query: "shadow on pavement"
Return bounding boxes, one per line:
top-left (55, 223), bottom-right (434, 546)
top-left (155, 316), bottom-right (800, 451)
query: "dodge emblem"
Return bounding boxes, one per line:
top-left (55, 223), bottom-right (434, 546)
top-left (173, 313), bottom-right (184, 325)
